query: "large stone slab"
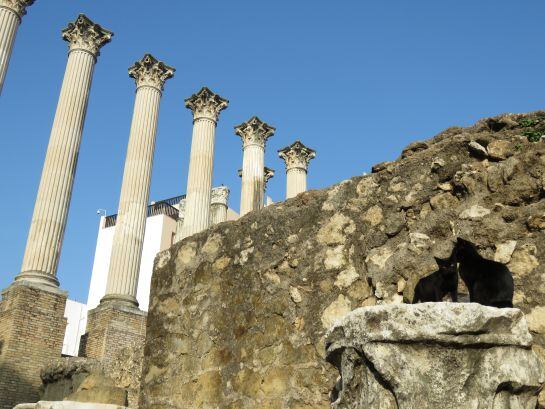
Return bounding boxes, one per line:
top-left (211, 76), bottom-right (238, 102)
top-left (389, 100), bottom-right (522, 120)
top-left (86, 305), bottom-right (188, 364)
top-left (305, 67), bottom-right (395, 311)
top-left (326, 303), bottom-right (545, 409)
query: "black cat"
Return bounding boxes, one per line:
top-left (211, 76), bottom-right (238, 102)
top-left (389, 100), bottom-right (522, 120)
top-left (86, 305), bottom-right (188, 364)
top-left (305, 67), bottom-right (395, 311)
top-left (413, 257), bottom-right (458, 303)
top-left (455, 238), bottom-right (514, 308)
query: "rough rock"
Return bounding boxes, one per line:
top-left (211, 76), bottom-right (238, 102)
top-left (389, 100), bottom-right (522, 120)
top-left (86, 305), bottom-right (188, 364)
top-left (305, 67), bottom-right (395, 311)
top-left (326, 303), bottom-right (544, 409)
top-left (40, 342), bottom-right (141, 408)
top-left (140, 111), bottom-right (545, 408)
top-left (41, 359), bottom-right (103, 402)
top-left (488, 139), bottom-right (513, 161)
top-left (468, 140), bottom-right (488, 158)
top-left (65, 374), bottom-right (127, 406)
top-left (14, 402), bottom-right (127, 409)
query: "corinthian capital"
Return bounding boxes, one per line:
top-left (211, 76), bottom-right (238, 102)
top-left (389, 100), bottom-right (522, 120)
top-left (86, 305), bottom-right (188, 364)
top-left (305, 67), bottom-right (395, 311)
top-left (238, 167), bottom-right (275, 184)
top-left (278, 140), bottom-right (316, 171)
top-left (62, 14), bottom-right (113, 57)
top-left (129, 54), bottom-right (175, 91)
top-left (0, 0), bottom-right (34, 19)
top-left (211, 186), bottom-right (230, 205)
top-left (235, 116), bottom-right (275, 148)
top-left (185, 87), bottom-right (228, 122)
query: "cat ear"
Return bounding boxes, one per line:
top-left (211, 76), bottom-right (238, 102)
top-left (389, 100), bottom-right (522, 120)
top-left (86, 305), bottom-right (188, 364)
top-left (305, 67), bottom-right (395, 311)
top-left (434, 257), bottom-right (447, 266)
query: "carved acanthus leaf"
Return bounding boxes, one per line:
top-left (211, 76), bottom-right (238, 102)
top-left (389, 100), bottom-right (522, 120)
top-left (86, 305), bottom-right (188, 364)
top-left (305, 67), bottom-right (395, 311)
top-left (264, 167), bottom-right (275, 184)
top-left (129, 54), bottom-right (175, 91)
top-left (0, 0), bottom-right (34, 18)
top-left (62, 14), bottom-right (113, 56)
top-left (235, 116), bottom-right (275, 148)
top-left (278, 140), bottom-right (316, 171)
top-left (185, 87), bottom-right (229, 122)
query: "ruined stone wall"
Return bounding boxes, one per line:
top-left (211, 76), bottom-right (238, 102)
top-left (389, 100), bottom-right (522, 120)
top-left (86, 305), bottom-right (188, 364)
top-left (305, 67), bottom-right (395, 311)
top-left (140, 112), bottom-right (545, 408)
top-left (0, 282), bottom-right (67, 409)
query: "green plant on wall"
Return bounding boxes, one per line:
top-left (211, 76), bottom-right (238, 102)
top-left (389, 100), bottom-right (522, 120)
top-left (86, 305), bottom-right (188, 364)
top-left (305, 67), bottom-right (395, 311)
top-left (518, 118), bottom-right (538, 128)
top-left (517, 117), bottom-right (545, 142)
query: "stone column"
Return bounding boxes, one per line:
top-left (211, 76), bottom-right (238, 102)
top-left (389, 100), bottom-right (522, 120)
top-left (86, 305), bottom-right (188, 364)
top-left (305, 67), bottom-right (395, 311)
top-left (263, 167), bottom-right (274, 206)
top-left (17, 14), bottom-right (112, 287)
top-left (101, 54), bottom-right (174, 307)
top-left (278, 140), bottom-right (316, 199)
top-left (173, 198), bottom-right (186, 244)
top-left (179, 87), bottom-right (228, 238)
top-left (235, 116), bottom-right (275, 216)
top-left (0, 0), bottom-right (35, 95)
top-left (210, 186), bottom-right (229, 225)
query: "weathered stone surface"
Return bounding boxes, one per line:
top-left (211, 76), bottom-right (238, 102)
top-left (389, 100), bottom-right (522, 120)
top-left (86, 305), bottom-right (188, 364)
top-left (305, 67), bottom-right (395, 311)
top-left (41, 342), bottom-right (141, 408)
top-left (41, 359), bottom-right (103, 401)
top-left (468, 140), bottom-right (488, 157)
top-left (14, 402), bottom-right (127, 409)
top-left (65, 374), bottom-right (127, 406)
top-left (488, 139), bottom-right (513, 161)
top-left (326, 303), bottom-right (545, 409)
top-left (140, 111), bottom-right (545, 408)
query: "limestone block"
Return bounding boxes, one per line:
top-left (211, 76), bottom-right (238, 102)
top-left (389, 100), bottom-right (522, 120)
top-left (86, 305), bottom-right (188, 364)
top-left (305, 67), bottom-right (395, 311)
top-left (487, 139), bottom-right (513, 161)
top-left (326, 303), bottom-right (545, 409)
top-left (468, 140), bottom-right (488, 158)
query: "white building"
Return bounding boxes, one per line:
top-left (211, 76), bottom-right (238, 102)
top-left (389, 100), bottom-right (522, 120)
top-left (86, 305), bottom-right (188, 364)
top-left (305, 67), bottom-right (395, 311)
top-left (62, 299), bottom-right (87, 356)
top-left (61, 192), bottom-right (238, 356)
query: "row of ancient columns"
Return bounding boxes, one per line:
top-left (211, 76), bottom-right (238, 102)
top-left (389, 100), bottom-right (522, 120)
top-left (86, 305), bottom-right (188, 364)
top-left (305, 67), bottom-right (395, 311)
top-left (3, 11), bottom-right (317, 310)
top-left (4, 12), bottom-right (174, 309)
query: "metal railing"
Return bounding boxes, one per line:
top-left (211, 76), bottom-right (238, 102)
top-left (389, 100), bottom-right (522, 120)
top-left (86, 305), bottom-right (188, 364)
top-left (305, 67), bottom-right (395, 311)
top-left (103, 194), bottom-right (185, 228)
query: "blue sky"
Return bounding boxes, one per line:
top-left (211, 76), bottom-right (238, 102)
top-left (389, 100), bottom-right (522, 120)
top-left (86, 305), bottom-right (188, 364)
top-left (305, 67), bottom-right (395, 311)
top-left (1, 0), bottom-right (544, 302)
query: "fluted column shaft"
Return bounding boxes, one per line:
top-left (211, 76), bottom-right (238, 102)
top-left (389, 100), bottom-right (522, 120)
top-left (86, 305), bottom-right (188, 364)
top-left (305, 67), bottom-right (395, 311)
top-left (210, 203), bottom-right (227, 224)
top-left (279, 140), bottom-right (316, 200)
top-left (16, 15), bottom-right (112, 287)
top-left (286, 167), bottom-right (307, 199)
top-left (102, 54), bottom-right (174, 307)
top-left (180, 117), bottom-right (216, 237)
top-left (103, 88), bottom-right (161, 305)
top-left (180, 87), bottom-right (228, 239)
top-left (0, 7), bottom-right (19, 94)
top-left (240, 144), bottom-right (265, 215)
top-left (0, 0), bottom-right (33, 94)
top-left (210, 187), bottom-right (229, 225)
top-left (19, 50), bottom-right (96, 286)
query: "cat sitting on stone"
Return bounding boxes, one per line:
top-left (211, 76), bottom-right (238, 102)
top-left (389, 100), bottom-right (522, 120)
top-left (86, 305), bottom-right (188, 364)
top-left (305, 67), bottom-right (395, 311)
top-left (413, 257), bottom-right (458, 303)
top-left (455, 238), bottom-right (514, 308)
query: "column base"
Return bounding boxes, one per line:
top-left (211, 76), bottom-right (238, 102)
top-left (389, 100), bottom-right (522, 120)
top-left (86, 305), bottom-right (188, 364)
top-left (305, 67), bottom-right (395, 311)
top-left (79, 302), bottom-right (147, 364)
top-left (15, 270), bottom-right (60, 288)
top-left (99, 293), bottom-right (139, 308)
top-left (0, 281), bottom-right (67, 409)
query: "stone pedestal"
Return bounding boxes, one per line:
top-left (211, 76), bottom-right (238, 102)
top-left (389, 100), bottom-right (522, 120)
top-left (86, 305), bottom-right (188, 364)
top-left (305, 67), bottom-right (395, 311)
top-left (0, 281), bottom-right (67, 409)
top-left (326, 303), bottom-right (545, 409)
top-left (80, 304), bottom-right (146, 364)
top-left (0, 0), bottom-right (35, 94)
